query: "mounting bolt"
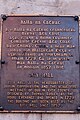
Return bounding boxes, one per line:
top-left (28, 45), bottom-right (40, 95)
top-left (74, 16), bottom-right (79, 21)
top-left (77, 106), bottom-right (80, 111)
top-left (1, 14), bottom-right (7, 21)
top-left (1, 61), bottom-right (5, 64)
top-left (0, 106), bottom-right (4, 111)
top-left (75, 61), bottom-right (80, 64)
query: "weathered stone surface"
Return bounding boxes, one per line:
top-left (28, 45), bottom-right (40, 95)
top-left (0, 113), bottom-right (80, 120)
top-left (0, 0), bottom-right (80, 16)
top-left (0, 113), bottom-right (41, 120)
top-left (42, 114), bottom-right (79, 120)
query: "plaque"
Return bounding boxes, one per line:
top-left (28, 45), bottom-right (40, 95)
top-left (0, 15), bottom-right (79, 112)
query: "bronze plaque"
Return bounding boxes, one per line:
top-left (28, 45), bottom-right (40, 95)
top-left (0, 15), bottom-right (79, 112)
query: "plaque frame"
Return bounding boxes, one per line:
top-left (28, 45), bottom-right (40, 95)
top-left (0, 15), bottom-right (80, 113)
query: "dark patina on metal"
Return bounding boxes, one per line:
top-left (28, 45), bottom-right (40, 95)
top-left (0, 15), bottom-right (79, 112)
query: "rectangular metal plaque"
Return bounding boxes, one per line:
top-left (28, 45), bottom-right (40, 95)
top-left (0, 15), bottom-right (79, 112)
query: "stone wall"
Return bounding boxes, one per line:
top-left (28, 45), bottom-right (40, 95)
top-left (0, 0), bottom-right (80, 16)
top-left (0, 0), bottom-right (80, 120)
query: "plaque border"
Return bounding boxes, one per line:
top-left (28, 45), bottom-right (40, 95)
top-left (0, 15), bottom-right (80, 113)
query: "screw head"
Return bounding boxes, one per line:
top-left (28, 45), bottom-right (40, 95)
top-left (1, 14), bottom-right (7, 21)
top-left (1, 61), bottom-right (5, 64)
top-left (74, 16), bottom-right (79, 21)
top-left (0, 106), bottom-right (4, 111)
top-left (75, 61), bottom-right (80, 64)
